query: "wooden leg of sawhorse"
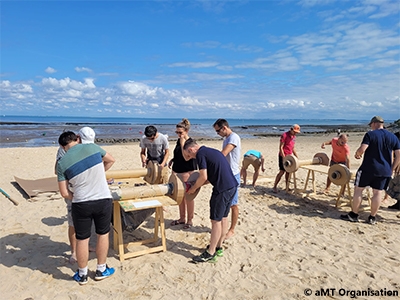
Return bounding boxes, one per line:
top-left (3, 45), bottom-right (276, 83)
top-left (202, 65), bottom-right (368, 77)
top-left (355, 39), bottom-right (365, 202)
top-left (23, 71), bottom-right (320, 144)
top-left (113, 201), bottom-right (126, 261)
top-left (113, 203), bottom-right (167, 262)
top-left (302, 170), bottom-right (316, 194)
top-left (335, 183), bottom-right (352, 208)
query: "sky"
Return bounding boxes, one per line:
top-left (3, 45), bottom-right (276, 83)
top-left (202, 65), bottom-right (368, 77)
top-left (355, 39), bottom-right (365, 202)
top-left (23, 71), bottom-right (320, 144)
top-left (1, 0), bottom-right (399, 120)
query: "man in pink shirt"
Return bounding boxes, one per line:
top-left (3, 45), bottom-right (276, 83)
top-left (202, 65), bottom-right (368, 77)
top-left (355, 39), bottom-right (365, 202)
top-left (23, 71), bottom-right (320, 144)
top-left (272, 124), bottom-right (300, 193)
top-left (321, 134), bottom-right (350, 193)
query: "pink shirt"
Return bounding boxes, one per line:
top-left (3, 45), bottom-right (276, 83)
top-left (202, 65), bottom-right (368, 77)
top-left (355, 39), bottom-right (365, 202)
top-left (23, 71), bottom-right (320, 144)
top-left (331, 137), bottom-right (350, 163)
top-left (279, 131), bottom-right (296, 156)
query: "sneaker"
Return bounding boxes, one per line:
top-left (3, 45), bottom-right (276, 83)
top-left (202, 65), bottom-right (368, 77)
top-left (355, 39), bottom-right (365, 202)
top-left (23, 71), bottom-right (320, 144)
top-left (206, 245), bottom-right (223, 257)
top-left (340, 212), bottom-right (359, 222)
top-left (192, 251), bottom-right (217, 263)
top-left (367, 215), bottom-right (377, 225)
top-left (73, 271), bottom-right (88, 285)
top-left (94, 265), bottom-right (115, 281)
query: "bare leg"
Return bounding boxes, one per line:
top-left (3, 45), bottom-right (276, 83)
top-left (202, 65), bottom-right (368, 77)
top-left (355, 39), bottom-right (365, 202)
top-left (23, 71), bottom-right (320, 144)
top-left (284, 172), bottom-right (290, 190)
top-left (324, 176), bottom-right (332, 193)
top-left (178, 199), bottom-right (186, 223)
top-left (186, 197), bottom-right (194, 225)
top-left (241, 167), bottom-right (247, 186)
top-left (76, 238), bottom-right (89, 269)
top-left (352, 186), bottom-right (365, 214)
top-left (208, 219), bottom-right (222, 255)
top-left (218, 217), bottom-right (228, 247)
top-left (68, 226), bottom-right (77, 263)
top-left (96, 233), bottom-right (110, 265)
top-left (225, 205), bottom-right (238, 239)
top-left (370, 189), bottom-right (383, 217)
top-left (273, 170), bottom-right (285, 192)
top-left (252, 169), bottom-right (260, 187)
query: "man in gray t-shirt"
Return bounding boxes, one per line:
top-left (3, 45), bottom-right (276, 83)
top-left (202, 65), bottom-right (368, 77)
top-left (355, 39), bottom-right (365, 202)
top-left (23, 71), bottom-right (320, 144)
top-left (214, 119), bottom-right (241, 240)
top-left (140, 125), bottom-right (169, 167)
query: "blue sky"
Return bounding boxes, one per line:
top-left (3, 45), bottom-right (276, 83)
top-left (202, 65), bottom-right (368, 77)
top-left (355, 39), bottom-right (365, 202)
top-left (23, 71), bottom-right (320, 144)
top-left (1, 0), bottom-right (399, 120)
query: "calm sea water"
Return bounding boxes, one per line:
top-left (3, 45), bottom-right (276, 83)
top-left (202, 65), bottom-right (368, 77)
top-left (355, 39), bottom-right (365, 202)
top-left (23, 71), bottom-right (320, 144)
top-left (0, 115), bottom-right (370, 148)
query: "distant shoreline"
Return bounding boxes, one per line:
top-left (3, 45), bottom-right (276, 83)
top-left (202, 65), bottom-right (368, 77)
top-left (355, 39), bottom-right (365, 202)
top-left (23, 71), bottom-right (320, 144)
top-left (1, 121), bottom-right (398, 148)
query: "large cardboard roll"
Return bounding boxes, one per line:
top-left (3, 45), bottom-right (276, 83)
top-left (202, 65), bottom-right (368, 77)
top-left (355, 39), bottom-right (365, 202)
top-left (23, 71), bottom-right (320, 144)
top-left (328, 164), bottom-right (351, 185)
top-left (283, 152), bottom-right (330, 173)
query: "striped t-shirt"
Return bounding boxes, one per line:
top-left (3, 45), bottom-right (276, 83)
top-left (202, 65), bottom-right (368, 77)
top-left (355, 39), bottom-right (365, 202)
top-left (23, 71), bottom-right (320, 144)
top-left (57, 143), bottom-right (111, 203)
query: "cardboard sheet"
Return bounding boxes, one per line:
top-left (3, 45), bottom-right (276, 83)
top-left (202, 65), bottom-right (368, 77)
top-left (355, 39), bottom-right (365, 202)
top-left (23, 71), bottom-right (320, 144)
top-left (14, 176), bottom-right (59, 198)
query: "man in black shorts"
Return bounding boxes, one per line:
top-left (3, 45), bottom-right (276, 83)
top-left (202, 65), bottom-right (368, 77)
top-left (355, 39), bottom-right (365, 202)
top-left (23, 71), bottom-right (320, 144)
top-left (183, 138), bottom-right (238, 263)
top-left (340, 116), bottom-right (400, 224)
top-left (57, 131), bottom-right (116, 284)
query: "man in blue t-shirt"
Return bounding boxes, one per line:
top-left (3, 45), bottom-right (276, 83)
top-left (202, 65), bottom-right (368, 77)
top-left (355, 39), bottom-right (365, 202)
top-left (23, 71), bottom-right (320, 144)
top-left (341, 116), bottom-right (400, 225)
top-left (183, 138), bottom-right (238, 263)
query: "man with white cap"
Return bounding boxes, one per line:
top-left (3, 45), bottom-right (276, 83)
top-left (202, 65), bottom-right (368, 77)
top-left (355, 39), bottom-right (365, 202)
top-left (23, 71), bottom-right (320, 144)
top-left (78, 126), bottom-right (96, 144)
top-left (272, 124), bottom-right (300, 193)
top-left (341, 116), bottom-right (400, 224)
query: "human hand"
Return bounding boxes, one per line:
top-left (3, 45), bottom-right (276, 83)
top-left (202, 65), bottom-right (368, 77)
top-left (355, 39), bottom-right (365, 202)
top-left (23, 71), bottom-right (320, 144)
top-left (321, 143), bottom-right (325, 149)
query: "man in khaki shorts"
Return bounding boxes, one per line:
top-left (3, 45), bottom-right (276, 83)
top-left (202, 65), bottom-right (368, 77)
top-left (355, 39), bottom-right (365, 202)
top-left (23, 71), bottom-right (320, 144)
top-left (240, 150), bottom-right (265, 187)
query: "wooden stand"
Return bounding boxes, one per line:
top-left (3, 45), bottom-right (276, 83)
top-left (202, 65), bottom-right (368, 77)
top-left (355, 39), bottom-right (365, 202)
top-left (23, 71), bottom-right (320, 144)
top-left (288, 165), bottom-right (370, 210)
top-left (112, 195), bottom-right (176, 261)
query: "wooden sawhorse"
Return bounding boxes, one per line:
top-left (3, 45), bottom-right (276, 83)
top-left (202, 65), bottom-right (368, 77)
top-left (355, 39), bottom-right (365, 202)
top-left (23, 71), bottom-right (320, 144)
top-left (112, 196), bottom-right (176, 261)
top-left (289, 165), bottom-right (370, 209)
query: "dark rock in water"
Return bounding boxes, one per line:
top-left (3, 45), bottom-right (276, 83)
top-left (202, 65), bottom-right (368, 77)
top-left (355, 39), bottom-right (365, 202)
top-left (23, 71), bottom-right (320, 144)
top-left (241, 126), bottom-right (248, 129)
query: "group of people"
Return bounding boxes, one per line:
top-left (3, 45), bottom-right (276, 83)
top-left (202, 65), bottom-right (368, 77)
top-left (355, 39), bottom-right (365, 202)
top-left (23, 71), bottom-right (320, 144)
top-left (56, 115), bottom-right (400, 283)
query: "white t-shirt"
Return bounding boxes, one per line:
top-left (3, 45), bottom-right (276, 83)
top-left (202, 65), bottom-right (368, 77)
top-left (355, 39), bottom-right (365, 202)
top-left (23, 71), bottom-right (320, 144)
top-left (223, 132), bottom-right (241, 175)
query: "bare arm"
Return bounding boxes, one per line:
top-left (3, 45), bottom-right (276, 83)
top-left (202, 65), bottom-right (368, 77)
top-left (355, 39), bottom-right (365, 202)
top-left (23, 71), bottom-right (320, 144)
top-left (221, 143), bottom-right (235, 156)
top-left (187, 169), bottom-right (207, 194)
top-left (345, 153), bottom-right (351, 168)
top-left (355, 144), bottom-right (368, 159)
top-left (58, 180), bottom-right (73, 200)
top-left (140, 148), bottom-right (147, 167)
top-left (103, 152), bottom-right (115, 171)
top-left (160, 149), bottom-right (170, 167)
top-left (260, 155), bottom-right (265, 172)
top-left (321, 140), bottom-right (332, 149)
top-left (279, 141), bottom-right (285, 157)
top-left (392, 149), bottom-right (400, 174)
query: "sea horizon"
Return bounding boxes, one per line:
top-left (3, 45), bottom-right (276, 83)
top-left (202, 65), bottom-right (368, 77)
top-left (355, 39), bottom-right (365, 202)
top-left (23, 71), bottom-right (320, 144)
top-left (0, 115), bottom-right (393, 149)
top-left (0, 114), bottom-right (381, 126)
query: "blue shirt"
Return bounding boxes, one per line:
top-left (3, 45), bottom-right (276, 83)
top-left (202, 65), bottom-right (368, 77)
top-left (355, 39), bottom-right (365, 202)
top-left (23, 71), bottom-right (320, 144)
top-left (196, 146), bottom-right (238, 193)
top-left (360, 129), bottom-right (400, 177)
top-left (244, 150), bottom-right (262, 159)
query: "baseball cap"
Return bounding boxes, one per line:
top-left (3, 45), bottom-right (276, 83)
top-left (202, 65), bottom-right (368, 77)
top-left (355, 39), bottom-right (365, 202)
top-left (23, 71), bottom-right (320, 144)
top-left (368, 116), bottom-right (384, 125)
top-left (78, 127), bottom-right (96, 144)
top-left (291, 124), bottom-right (301, 133)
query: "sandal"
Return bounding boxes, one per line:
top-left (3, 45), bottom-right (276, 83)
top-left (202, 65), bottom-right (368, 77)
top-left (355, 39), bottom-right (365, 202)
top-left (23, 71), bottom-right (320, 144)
top-left (183, 223), bottom-right (192, 229)
top-left (170, 220), bottom-right (185, 226)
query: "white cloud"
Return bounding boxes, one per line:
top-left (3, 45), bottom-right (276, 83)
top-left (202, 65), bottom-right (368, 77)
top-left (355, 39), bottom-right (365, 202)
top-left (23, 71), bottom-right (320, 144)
top-left (45, 67), bottom-right (57, 74)
top-left (75, 67), bottom-right (93, 73)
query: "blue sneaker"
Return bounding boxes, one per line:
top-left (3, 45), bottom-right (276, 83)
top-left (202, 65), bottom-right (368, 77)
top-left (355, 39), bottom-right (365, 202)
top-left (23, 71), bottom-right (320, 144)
top-left (73, 271), bottom-right (88, 285)
top-left (94, 265), bottom-right (115, 281)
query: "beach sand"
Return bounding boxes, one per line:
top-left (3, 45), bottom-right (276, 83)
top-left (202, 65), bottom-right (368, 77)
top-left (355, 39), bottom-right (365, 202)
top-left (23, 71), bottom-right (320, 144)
top-left (1, 133), bottom-right (399, 299)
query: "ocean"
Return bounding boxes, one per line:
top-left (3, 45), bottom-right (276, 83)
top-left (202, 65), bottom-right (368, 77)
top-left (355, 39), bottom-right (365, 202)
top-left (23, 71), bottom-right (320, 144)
top-left (0, 115), bottom-right (371, 148)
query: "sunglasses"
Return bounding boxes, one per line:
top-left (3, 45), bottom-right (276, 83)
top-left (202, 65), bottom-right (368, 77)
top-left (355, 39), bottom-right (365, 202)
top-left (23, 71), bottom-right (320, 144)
top-left (175, 131), bottom-right (184, 134)
top-left (147, 136), bottom-right (156, 141)
top-left (215, 127), bottom-right (223, 133)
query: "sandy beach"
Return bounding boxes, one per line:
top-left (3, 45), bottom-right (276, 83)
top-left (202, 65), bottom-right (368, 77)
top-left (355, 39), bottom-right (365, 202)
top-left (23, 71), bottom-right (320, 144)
top-left (1, 133), bottom-right (399, 299)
